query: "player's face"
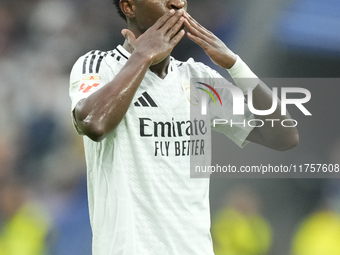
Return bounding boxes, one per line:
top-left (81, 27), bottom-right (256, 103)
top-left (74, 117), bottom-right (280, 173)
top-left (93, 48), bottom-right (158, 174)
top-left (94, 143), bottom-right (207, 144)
top-left (133, 0), bottom-right (187, 33)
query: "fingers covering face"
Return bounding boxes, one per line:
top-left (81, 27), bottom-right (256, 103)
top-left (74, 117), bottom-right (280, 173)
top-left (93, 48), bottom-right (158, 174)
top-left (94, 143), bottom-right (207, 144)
top-left (158, 10), bottom-right (184, 35)
top-left (166, 17), bottom-right (184, 38)
top-left (154, 9), bottom-right (176, 29)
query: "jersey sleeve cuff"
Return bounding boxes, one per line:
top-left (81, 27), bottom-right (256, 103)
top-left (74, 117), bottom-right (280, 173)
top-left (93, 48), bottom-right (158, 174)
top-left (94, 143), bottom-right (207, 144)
top-left (227, 55), bottom-right (259, 95)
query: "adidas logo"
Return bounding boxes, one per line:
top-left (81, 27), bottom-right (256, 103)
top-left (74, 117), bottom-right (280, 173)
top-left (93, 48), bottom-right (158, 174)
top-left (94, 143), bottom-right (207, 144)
top-left (134, 92), bottom-right (158, 107)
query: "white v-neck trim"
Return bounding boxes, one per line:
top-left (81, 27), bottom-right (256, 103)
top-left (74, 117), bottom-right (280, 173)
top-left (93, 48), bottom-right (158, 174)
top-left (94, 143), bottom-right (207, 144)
top-left (147, 57), bottom-right (175, 81)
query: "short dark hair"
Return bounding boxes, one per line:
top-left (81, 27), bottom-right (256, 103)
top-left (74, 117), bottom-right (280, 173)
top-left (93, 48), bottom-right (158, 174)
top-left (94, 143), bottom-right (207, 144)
top-left (113, 0), bottom-right (127, 21)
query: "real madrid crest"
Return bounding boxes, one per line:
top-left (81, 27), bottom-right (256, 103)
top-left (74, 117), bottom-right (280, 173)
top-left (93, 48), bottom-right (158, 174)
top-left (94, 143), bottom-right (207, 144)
top-left (182, 81), bottom-right (200, 106)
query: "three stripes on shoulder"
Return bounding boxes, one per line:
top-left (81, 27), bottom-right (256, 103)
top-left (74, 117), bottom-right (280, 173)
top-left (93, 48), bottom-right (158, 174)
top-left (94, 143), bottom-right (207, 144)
top-left (82, 48), bottom-right (128, 74)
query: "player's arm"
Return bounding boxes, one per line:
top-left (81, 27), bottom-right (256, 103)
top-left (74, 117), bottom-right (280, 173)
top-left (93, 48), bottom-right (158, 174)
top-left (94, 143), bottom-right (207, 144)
top-left (183, 12), bottom-right (299, 151)
top-left (243, 81), bottom-right (299, 151)
top-left (73, 10), bottom-right (185, 142)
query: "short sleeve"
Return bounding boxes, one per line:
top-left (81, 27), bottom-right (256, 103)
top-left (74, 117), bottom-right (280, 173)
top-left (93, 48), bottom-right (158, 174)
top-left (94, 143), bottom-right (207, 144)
top-left (69, 51), bottom-right (112, 134)
top-left (69, 51), bottom-right (112, 111)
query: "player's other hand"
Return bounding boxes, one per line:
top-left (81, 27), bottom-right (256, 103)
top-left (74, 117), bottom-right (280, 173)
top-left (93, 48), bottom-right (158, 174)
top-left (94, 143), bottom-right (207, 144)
top-left (183, 12), bottom-right (237, 69)
top-left (121, 10), bottom-right (185, 66)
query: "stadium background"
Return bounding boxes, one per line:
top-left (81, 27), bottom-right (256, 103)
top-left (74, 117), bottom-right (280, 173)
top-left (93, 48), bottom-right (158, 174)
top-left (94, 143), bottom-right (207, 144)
top-left (0, 0), bottom-right (340, 254)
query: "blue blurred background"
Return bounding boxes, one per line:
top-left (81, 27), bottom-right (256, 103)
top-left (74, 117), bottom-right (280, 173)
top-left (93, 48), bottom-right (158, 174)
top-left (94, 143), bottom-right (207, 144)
top-left (0, 0), bottom-right (340, 254)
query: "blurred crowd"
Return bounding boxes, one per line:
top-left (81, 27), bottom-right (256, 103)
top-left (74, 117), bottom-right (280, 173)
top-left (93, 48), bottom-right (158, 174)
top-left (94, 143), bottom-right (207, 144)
top-left (0, 0), bottom-right (120, 254)
top-left (0, 0), bottom-right (340, 254)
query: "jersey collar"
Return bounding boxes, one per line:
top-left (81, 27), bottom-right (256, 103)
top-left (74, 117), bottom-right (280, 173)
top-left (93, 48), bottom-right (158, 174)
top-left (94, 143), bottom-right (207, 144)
top-left (117, 45), bottom-right (131, 59)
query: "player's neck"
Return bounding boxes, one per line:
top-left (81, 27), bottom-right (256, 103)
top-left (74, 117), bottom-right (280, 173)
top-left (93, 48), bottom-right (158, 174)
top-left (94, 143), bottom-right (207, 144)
top-left (122, 39), bottom-right (170, 79)
top-left (149, 57), bottom-right (170, 79)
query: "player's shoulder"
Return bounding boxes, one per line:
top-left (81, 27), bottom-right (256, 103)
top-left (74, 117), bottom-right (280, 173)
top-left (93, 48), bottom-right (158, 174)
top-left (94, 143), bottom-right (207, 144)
top-left (72, 46), bottom-right (129, 75)
top-left (172, 57), bottom-right (222, 78)
top-left (172, 57), bottom-right (204, 68)
top-left (74, 50), bottom-right (109, 74)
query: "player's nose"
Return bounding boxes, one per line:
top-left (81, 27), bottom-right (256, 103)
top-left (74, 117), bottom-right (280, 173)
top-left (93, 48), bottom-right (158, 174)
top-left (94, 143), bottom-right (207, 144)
top-left (167, 0), bottom-right (186, 11)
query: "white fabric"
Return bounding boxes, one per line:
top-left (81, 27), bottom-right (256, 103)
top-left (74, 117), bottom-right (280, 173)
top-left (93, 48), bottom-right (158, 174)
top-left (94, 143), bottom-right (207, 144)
top-left (227, 55), bottom-right (259, 95)
top-left (69, 45), bottom-right (254, 255)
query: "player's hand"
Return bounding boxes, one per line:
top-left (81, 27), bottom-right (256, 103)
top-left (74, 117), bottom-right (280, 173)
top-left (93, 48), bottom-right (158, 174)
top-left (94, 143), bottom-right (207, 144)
top-left (183, 12), bottom-right (237, 69)
top-left (121, 10), bottom-right (185, 66)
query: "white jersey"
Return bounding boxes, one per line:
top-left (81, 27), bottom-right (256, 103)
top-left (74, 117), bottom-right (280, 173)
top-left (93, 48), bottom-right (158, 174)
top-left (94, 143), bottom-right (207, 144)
top-left (69, 45), bottom-right (254, 255)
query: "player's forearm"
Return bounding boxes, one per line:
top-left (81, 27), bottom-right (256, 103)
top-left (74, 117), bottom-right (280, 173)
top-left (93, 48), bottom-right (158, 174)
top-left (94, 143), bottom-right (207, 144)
top-left (250, 80), bottom-right (299, 150)
top-left (74, 51), bottom-right (152, 142)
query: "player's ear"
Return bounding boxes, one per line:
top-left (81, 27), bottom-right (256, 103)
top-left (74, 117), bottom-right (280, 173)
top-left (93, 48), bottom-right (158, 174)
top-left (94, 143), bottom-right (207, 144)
top-left (120, 0), bottom-right (136, 19)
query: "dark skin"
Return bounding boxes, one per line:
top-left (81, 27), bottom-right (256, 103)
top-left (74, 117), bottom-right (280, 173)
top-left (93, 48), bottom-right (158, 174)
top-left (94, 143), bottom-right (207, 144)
top-left (74, 0), bottom-right (299, 151)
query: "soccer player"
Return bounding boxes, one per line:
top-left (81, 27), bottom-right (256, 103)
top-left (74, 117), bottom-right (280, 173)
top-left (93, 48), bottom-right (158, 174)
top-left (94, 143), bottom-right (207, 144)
top-left (69, 0), bottom-right (299, 254)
